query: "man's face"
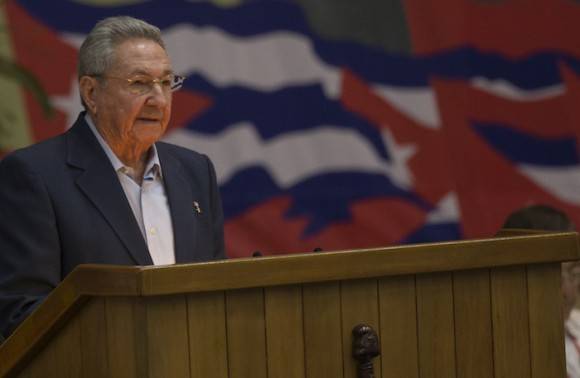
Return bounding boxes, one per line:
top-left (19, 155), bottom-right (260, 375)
top-left (91, 38), bottom-right (173, 151)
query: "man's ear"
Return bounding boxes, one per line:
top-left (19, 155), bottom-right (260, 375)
top-left (79, 76), bottom-right (98, 114)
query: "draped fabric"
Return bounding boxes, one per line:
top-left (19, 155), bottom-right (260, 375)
top-left (3, 0), bottom-right (580, 257)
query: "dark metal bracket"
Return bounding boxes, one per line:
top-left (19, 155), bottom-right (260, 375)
top-left (352, 323), bottom-right (380, 378)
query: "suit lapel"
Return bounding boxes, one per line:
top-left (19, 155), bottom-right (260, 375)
top-left (65, 115), bottom-right (153, 266)
top-left (158, 147), bottom-right (198, 264)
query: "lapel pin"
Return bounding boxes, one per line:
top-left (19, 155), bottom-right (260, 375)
top-left (193, 201), bottom-right (202, 214)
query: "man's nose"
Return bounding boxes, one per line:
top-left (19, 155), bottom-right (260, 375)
top-left (146, 83), bottom-right (170, 106)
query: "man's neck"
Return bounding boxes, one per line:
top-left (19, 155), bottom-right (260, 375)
top-left (86, 113), bottom-right (152, 182)
top-left (108, 142), bottom-right (150, 175)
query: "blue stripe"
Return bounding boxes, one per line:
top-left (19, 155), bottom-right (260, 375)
top-left (182, 78), bottom-right (390, 160)
top-left (15, 0), bottom-right (312, 36)
top-left (16, 0), bottom-right (580, 88)
top-left (221, 169), bottom-right (431, 236)
top-left (472, 121), bottom-right (579, 166)
top-left (402, 223), bottom-right (462, 244)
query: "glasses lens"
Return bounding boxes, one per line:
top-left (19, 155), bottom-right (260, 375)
top-left (128, 79), bottom-right (152, 95)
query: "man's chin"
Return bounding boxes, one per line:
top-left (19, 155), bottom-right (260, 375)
top-left (131, 133), bottom-right (164, 151)
top-left (135, 118), bottom-right (165, 128)
top-left (134, 122), bottom-right (166, 139)
top-left (138, 133), bottom-right (163, 145)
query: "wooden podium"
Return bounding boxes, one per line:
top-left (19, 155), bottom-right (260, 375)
top-left (0, 232), bottom-right (578, 378)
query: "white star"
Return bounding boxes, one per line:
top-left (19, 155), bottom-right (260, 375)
top-left (380, 127), bottom-right (416, 189)
top-left (51, 76), bottom-right (82, 129)
top-left (427, 192), bottom-right (461, 224)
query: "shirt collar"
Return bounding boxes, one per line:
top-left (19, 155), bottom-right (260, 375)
top-left (85, 113), bottom-right (163, 179)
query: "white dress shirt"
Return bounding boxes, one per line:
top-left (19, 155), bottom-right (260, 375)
top-left (86, 114), bottom-right (175, 265)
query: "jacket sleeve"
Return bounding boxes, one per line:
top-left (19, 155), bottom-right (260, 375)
top-left (0, 154), bottom-right (61, 338)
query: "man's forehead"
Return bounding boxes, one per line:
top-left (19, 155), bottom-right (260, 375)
top-left (110, 38), bottom-right (172, 74)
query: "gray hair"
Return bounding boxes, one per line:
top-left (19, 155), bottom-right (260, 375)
top-left (78, 16), bottom-right (165, 78)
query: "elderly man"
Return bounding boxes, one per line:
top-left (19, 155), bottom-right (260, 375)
top-left (0, 16), bottom-right (225, 338)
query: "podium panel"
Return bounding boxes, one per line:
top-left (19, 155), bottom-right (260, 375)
top-left (1, 232), bottom-right (577, 377)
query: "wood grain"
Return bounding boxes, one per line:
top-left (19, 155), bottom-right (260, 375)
top-left (527, 263), bottom-right (566, 378)
top-left (144, 295), bottom-right (190, 378)
top-left (341, 278), bottom-right (381, 378)
top-left (378, 275), bottom-right (419, 378)
top-left (490, 266), bottom-right (531, 378)
top-left (265, 285), bottom-right (305, 378)
top-left (104, 297), bottom-right (142, 378)
top-left (78, 298), bottom-right (109, 377)
top-left (18, 310), bottom-right (82, 378)
top-left (416, 272), bottom-right (456, 378)
top-left (187, 291), bottom-right (228, 378)
top-left (453, 269), bottom-right (493, 378)
top-left (141, 232), bottom-right (579, 295)
top-left (302, 282), bottom-right (344, 378)
top-left (225, 288), bottom-right (267, 378)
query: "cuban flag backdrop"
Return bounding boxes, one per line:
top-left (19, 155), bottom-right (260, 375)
top-left (2, 0), bottom-right (580, 257)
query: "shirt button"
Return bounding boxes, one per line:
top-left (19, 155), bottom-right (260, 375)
top-left (149, 227), bottom-right (157, 235)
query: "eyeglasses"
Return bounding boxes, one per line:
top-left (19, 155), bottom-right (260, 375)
top-left (93, 73), bottom-right (186, 96)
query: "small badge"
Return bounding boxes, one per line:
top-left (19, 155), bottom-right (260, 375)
top-left (193, 201), bottom-right (202, 214)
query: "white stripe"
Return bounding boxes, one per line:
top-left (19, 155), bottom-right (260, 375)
top-left (163, 25), bottom-right (342, 98)
top-left (372, 84), bottom-right (440, 129)
top-left (64, 26), bottom-right (341, 97)
top-left (60, 33), bottom-right (84, 49)
top-left (470, 77), bottom-right (564, 100)
top-left (163, 124), bottom-right (414, 189)
top-left (520, 164), bottom-right (580, 204)
top-left (63, 30), bottom-right (563, 105)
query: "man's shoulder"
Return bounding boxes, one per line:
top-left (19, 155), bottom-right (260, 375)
top-left (1, 134), bottom-right (67, 171)
top-left (156, 141), bottom-right (204, 157)
top-left (155, 142), bottom-right (218, 184)
top-left (156, 141), bottom-right (209, 165)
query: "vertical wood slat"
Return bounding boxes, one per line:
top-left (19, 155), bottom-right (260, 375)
top-left (527, 263), bottom-right (566, 378)
top-left (187, 291), bottom-right (228, 378)
top-left (265, 285), bottom-right (305, 378)
top-left (145, 295), bottom-right (190, 378)
top-left (378, 275), bottom-right (419, 378)
top-left (79, 298), bottom-right (109, 378)
top-left (341, 278), bottom-right (381, 378)
top-left (19, 311), bottom-right (82, 378)
top-left (490, 266), bottom-right (531, 378)
top-left (416, 272), bottom-right (456, 378)
top-left (453, 269), bottom-right (493, 378)
top-left (105, 297), bottom-right (144, 378)
top-left (226, 288), bottom-right (267, 378)
top-left (15, 368), bottom-right (31, 378)
top-left (303, 282), bottom-right (343, 378)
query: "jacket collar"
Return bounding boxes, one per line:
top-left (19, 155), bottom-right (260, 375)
top-left (156, 143), bottom-right (199, 264)
top-left (65, 113), bottom-right (153, 265)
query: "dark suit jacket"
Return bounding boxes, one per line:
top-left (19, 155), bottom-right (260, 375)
top-left (0, 113), bottom-right (225, 337)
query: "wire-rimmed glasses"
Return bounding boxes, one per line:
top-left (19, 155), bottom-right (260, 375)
top-left (93, 73), bottom-right (186, 95)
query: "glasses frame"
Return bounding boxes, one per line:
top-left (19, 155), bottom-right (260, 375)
top-left (91, 73), bottom-right (186, 95)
